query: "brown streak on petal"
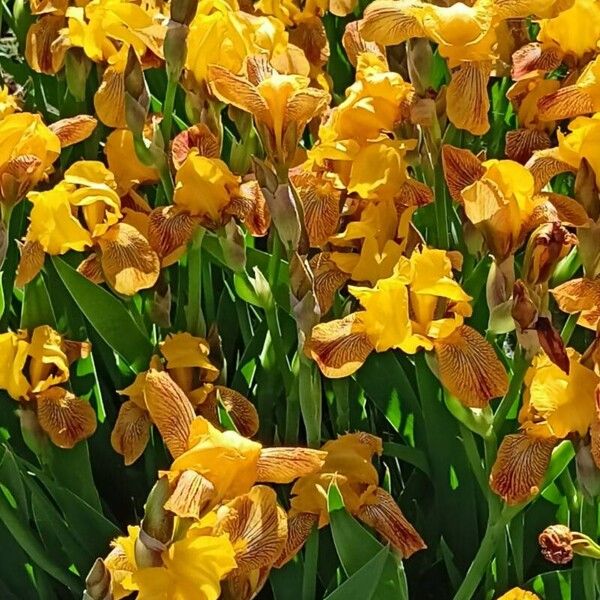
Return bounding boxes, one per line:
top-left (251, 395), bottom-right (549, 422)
top-left (148, 206), bottom-right (198, 265)
top-left (552, 277), bottom-right (600, 330)
top-left (359, 0), bottom-right (426, 45)
top-left (256, 447), bottom-right (326, 484)
top-left (307, 313), bottom-right (374, 378)
top-left (511, 43), bottom-right (562, 80)
top-left (77, 253), bottom-right (105, 284)
top-left (433, 325), bottom-right (508, 408)
top-left (309, 253), bottom-right (349, 315)
top-left (49, 115), bottom-right (97, 148)
top-left (357, 487), bottom-right (426, 558)
top-left (536, 316), bottom-right (570, 374)
top-left (537, 86), bottom-right (596, 122)
top-left (25, 15), bottom-right (64, 75)
top-left (171, 124), bottom-right (220, 170)
top-left (111, 400), bottom-right (151, 465)
top-left (164, 469), bottom-right (216, 518)
top-left (441, 145), bottom-right (485, 203)
top-left (94, 63), bottom-right (127, 129)
top-left (544, 192), bottom-right (590, 227)
top-left (446, 62), bottom-right (491, 136)
top-left (342, 21), bottom-right (386, 67)
top-left (143, 369), bottom-right (195, 459)
top-left (490, 433), bottom-right (556, 505)
top-left (15, 240), bottom-right (45, 288)
top-left (98, 223), bottom-right (160, 296)
top-left (214, 386), bottom-right (259, 438)
top-left (505, 129), bottom-right (551, 165)
top-left (228, 180), bottom-right (271, 237)
top-left (525, 152), bottom-right (575, 193)
top-left (37, 387), bottom-right (97, 449)
top-left (274, 512), bottom-right (318, 568)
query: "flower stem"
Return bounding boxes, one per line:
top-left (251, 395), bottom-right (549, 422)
top-left (160, 76), bottom-right (178, 147)
top-left (561, 312), bottom-right (579, 344)
top-left (493, 349), bottom-right (530, 436)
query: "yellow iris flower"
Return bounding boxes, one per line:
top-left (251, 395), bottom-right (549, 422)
top-left (308, 247), bottom-right (508, 407)
top-left (0, 326), bottom-right (95, 449)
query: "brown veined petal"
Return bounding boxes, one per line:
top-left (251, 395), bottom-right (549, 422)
top-left (111, 400), bottom-right (151, 466)
top-left (511, 43), bottom-right (563, 80)
top-left (1, 154), bottom-right (44, 204)
top-left (537, 86), bottom-right (596, 122)
top-left (290, 170), bottom-right (341, 248)
top-left (15, 240), bottom-right (45, 288)
top-left (143, 369), bottom-right (195, 459)
top-left (307, 313), bottom-right (374, 379)
top-left (590, 387), bottom-right (600, 470)
top-left (552, 277), bottom-right (600, 330)
top-left (446, 62), bottom-right (492, 136)
top-left (49, 115), bottom-right (97, 148)
top-left (397, 178), bottom-right (434, 208)
top-left (490, 433), bottom-right (556, 505)
top-left (505, 129), bottom-right (551, 165)
top-left (525, 150), bottom-right (575, 193)
top-left (359, 0), bottom-right (427, 46)
top-left (227, 180), bottom-right (271, 237)
top-left (213, 386), bottom-right (259, 438)
top-left (433, 325), bottom-right (509, 408)
top-left (342, 21), bottom-right (387, 68)
top-left (97, 223), bottom-right (160, 296)
top-left (171, 124), bottom-right (220, 170)
top-left (25, 15), bottom-right (65, 75)
top-left (544, 193), bottom-right (590, 227)
top-left (215, 486), bottom-right (288, 572)
top-left (63, 338), bottom-right (91, 365)
top-left (285, 89), bottom-right (331, 129)
top-left (94, 61), bottom-right (127, 129)
top-left (37, 387), bottom-right (97, 449)
top-left (164, 469), bottom-right (216, 518)
top-left (256, 447), bottom-right (326, 484)
top-left (274, 512), bottom-right (318, 568)
top-left (357, 487), bottom-right (426, 558)
top-left (77, 253), bottom-right (105, 284)
top-left (221, 568), bottom-right (271, 600)
top-left (147, 206), bottom-right (198, 266)
top-left (441, 145), bottom-right (485, 203)
top-left (208, 65), bottom-right (270, 123)
top-left (309, 252), bottom-right (349, 315)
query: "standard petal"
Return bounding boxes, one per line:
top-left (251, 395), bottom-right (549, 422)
top-left (342, 21), bottom-right (387, 67)
top-left (164, 469), bottom-right (216, 518)
top-left (490, 433), bottom-right (556, 505)
top-left (213, 386), bottom-right (259, 438)
top-left (357, 487), bottom-right (426, 558)
top-left (360, 0), bottom-right (426, 46)
top-left (433, 325), bottom-right (509, 408)
top-left (98, 223), bottom-right (160, 296)
top-left (143, 369), bottom-right (195, 459)
top-left (111, 400), bottom-right (151, 466)
top-left (256, 447), bottom-right (326, 484)
top-left (37, 387), bottom-right (97, 449)
top-left (171, 124), bottom-right (220, 170)
top-left (307, 313), bottom-right (374, 379)
top-left (446, 62), bottom-right (492, 136)
top-left (441, 145), bottom-right (485, 203)
top-left (49, 115), bottom-right (97, 148)
top-left (274, 512), bottom-right (318, 568)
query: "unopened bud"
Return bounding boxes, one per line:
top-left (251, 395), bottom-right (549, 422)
top-left (407, 38), bottom-right (434, 95)
top-left (575, 158), bottom-right (599, 221)
top-left (511, 280), bottom-right (537, 331)
top-left (18, 407), bottom-right (48, 458)
top-left (219, 219), bottom-right (246, 273)
top-left (124, 48), bottom-right (149, 137)
top-left (140, 476), bottom-right (173, 546)
top-left (523, 222), bottom-right (577, 287)
top-left (164, 22), bottom-right (188, 81)
top-left (83, 558), bottom-right (111, 600)
top-left (170, 0), bottom-right (197, 25)
top-left (65, 50), bottom-right (91, 102)
top-left (576, 444), bottom-right (600, 502)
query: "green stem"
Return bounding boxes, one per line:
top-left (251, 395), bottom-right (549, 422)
top-left (561, 312), bottom-right (580, 344)
top-left (434, 162), bottom-right (450, 250)
top-left (264, 304), bottom-right (292, 394)
top-left (460, 424), bottom-right (487, 495)
top-left (160, 77), bottom-right (178, 147)
top-left (493, 349), bottom-right (530, 436)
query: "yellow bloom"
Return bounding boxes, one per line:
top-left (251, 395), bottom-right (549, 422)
top-left (308, 247), bottom-right (508, 407)
top-left (0, 86), bottom-right (20, 120)
top-left (0, 331), bottom-right (31, 400)
top-left (0, 113), bottom-right (61, 206)
top-left (497, 589), bottom-right (540, 600)
top-left (278, 432), bottom-right (425, 565)
top-left (174, 153), bottom-right (240, 223)
top-left (491, 350), bottom-right (600, 505)
top-left (209, 55), bottom-right (329, 166)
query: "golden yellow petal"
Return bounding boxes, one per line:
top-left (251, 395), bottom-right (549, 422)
top-left (285, 88), bottom-right (330, 130)
top-left (307, 313), bottom-right (374, 379)
top-left (215, 486), bottom-right (287, 572)
top-left (213, 386), bottom-right (259, 438)
top-left (94, 62), bottom-right (127, 129)
top-left (360, 0), bottom-right (426, 46)
top-left (552, 277), bottom-right (600, 329)
top-left (37, 387), bottom-right (97, 449)
top-left (25, 15), bottom-right (65, 75)
top-left (208, 65), bottom-right (270, 122)
top-left (164, 469), bottom-right (216, 518)
top-left (98, 223), bottom-right (160, 296)
top-left (1, 154), bottom-right (44, 205)
top-left (441, 145), bottom-right (485, 203)
top-left (226, 180), bottom-right (271, 237)
top-left (171, 124), bottom-right (221, 170)
top-left (433, 325), bottom-right (509, 408)
top-left (342, 21), bottom-right (387, 68)
top-left (15, 240), bottom-right (45, 288)
top-left (446, 62), bottom-right (491, 136)
top-left (256, 447), bottom-right (326, 484)
top-left (49, 115), bottom-right (97, 148)
top-left (497, 587), bottom-right (540, 600)
top-left (143, 369), bottom-right (195, 459)
top-left (505, 129), bottom-right (551, 165)
top-left (147, 206), bottom-right (198, 266)
top-left (537, 86), bottom-right (596, 122)
top-left (274, 512), bottom-right (318, 568)
top-left (591, 387), bottom-right (600, 470)
top-left (357, 487), bottom-right (426, 558)
top-left (309, 252), bottom-right (349, 315)
top-left (490, 433), bottom-right (556, 505)
top-left (77, 253), bottom-right (105, 285)
top-left (111, 400), bottom-right (151, 466)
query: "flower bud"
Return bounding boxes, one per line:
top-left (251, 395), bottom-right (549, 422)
top-left (17, 407), bottom-right (48, 458)
top-left (65, 50), bottom-right (92, 102)
top-left (539, 524), bottom-right (574, 564)
top-left (170, 0), bottom-right (197, 25)
top-left (124, 48), bottom-right (149, 137)
top-left (83, 558), bottom-right (111, 600)
top-left (523, 222), bottom-right (577, 287)
top-left (576, 444), bottom-right (600, 502)
top-left (219, 218), bottom-right (246, 273)
top-left (140, 476), bottom-right (173, 548)
top-left (511, 279), bottom-right (537, 331)
top-left (407, 38), bottom-right (434, 95)
top-left (164, 22), bottom-right (188, 81)
top-left (575, 158), bottom-right (600, 221)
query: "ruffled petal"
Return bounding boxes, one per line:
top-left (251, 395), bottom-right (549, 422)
top-left (256, 447), bottom-right (326, 484)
